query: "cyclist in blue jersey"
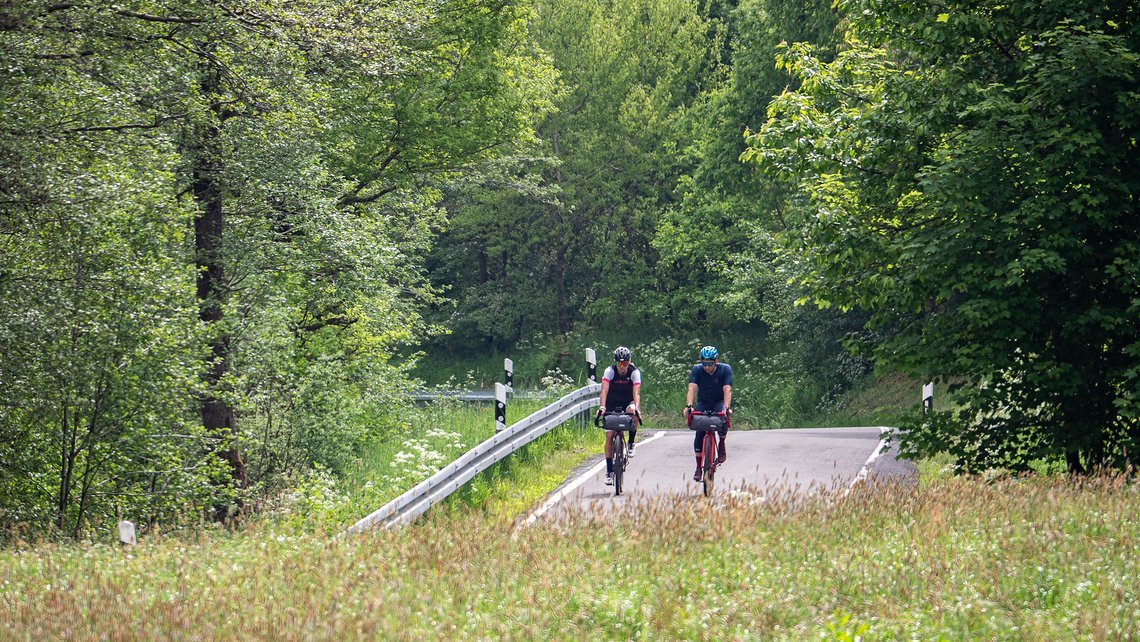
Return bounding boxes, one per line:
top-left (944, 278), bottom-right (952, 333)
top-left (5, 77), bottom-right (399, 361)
top-left (683, 345), bottom-right (733, 481)
top-left (595, 346), bottom-right (641, 486)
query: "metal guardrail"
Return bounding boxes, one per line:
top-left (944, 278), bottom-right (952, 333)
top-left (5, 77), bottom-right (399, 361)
top-left (344, 383), bottom-right (601, 534)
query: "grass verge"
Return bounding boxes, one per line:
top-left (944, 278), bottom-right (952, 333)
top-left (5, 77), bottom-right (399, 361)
top-left (804, 372), bottom-right (920, 428)
top-left (265, 395), bottom-right (560, 535)
top-left (3, 473), bottom-right (1136, 640)
top-left (444, 420), bottom-right (604, 522)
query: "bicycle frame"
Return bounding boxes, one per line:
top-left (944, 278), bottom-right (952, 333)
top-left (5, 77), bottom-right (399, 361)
top-left (611, 430), bottom-right (626, 496)
top-left (701, 430), bottom-right (718, 496)
top-left (687, 410), bottom-right (729, 497)
top-left (596, 411), bottom-right (636, 496)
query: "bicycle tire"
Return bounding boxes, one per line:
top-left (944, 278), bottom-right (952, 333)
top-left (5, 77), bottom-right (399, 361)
top-left (702, 432), bottom-right (716, 497)
top-left (612, 432), bottom-right (625, 496)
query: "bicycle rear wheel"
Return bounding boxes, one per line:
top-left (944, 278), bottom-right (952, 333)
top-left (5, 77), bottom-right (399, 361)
top-left (612, 433), bottom-right (625, 496)
top-left (702, 433), bottom-right (716, 497)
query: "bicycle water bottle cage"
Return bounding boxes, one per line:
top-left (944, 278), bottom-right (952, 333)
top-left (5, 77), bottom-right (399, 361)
top-left (689, 414), bottom-right (725, 432)
top-left (602, 414), bottom-right (633, 431)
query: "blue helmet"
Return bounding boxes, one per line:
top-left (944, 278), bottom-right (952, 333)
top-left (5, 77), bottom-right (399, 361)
top-left (699, 345), bottom-right (718, 360)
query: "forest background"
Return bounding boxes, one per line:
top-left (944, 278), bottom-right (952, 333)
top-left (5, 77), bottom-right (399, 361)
top-left (1, 0), bottom-right (1136, 538)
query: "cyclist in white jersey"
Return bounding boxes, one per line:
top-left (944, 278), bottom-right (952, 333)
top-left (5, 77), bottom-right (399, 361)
top-left (596, 346), bottom-right (641, 485)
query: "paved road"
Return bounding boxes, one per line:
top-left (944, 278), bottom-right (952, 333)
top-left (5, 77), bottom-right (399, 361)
top-left (525, 426), bottom-right (916, 522)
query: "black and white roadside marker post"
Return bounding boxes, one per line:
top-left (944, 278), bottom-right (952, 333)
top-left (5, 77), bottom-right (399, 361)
top-left (583, 348), bottom-right (598, 430)
top-left (504, 358), bottom-right (514, 395)
top-left (922, 381), bottom-right (934, 414)
top-left (495, 382), bottom-right (508, 432)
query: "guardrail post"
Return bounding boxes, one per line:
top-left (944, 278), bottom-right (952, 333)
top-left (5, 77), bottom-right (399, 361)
top-left (922, 381), bottom-right (934, 414)
top-left (504, 358), bottom-right (514, 395)
top-left (495, 382), bottom-right (508, 432)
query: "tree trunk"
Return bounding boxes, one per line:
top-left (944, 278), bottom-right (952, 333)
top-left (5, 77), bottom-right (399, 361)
top-left (191, 75), bottom-right (247, 510)
top-left (554, 245), bottom-right (570, 335)
top-left (1065, 450), bottom-right (1085, 475)
top-left (548, 130), bottom-right (571, 334)
top-left (57, 406), bottom-right (74, 532)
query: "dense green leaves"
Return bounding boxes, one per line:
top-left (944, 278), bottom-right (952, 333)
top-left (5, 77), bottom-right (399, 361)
top-left (658, 0), bottom-right (841, 324)
top-left (0, 0), bottom-right (555, 534)
top-left (747, 0), bottom-right (1140, 472)
top-left (427, 0), bottom-right (716, 347)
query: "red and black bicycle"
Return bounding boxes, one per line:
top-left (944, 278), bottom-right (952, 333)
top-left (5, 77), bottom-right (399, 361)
top-left (687, 410), bottom-right (729, 497)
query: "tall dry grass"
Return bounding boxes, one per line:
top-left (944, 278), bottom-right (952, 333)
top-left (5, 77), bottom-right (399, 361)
top-left (2, 473), bottom-right (1136, 640)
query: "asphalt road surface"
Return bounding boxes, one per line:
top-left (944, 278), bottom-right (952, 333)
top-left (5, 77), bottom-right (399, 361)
top-left (525, 426), bottom-right (916, 522)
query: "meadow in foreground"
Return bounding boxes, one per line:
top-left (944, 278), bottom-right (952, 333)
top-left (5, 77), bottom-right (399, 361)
top-left (2, 473), bottom-right (1136, 640)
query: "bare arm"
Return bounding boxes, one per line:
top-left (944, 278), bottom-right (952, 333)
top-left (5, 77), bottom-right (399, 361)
top-left (723, 385), bottom-right (732, 410)
top-left (686, 382), bottom-right (697, 406)
top-left (599, 379), bottom-right (610, 410)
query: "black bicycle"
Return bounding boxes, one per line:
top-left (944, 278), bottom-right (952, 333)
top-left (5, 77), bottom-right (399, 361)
top-left (595, 410), bottom-right (637, 496)
top-left (687, 410), bottom-right (729, 497)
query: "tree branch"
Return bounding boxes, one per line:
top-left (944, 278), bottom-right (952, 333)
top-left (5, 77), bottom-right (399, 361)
top-left (566, 92), bottom-right (591, 116)
top-left (339, 184), bottom-right (399, 206)
top-left (115, 10), bottom-right (202, 25)
top-left (339, 147), bottom-right (402, 206)
top-left (296, 316), bottom-right (359, 334)
top-left (34, 50), bottom-right (95, 59)
top-left (65, 112), bottom-right (189, 133)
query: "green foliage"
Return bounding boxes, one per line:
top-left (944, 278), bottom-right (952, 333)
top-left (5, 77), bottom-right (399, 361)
top-left (0, 0), bottom-right (558, 535)
top-left (811, 372), bottom-right (920, 428)
top-left (427, 0), bottom-right (718, 347)
top-left (0, 35), bottom-right (218, 533)
top-left (417, 0), bottom-right (877, 442)
top-left (656, 0), bottom-right (842, 325)
top-left (746, 0), bottom-right (1140, 472)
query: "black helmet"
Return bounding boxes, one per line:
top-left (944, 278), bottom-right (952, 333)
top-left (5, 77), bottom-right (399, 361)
top-left (613, 346), bottom-right (632, 363)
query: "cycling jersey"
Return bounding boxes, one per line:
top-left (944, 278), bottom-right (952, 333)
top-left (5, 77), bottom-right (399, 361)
top-left (689, 362), bottom-right (733, 407)
top-left (690, 362), bottom-right (732, 452)
top-left (602, 364), bottom-right (641, 410)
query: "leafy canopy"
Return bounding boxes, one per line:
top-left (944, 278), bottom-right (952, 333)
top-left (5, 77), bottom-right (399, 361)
top-left (746, 0), bottom-right (1140, 472)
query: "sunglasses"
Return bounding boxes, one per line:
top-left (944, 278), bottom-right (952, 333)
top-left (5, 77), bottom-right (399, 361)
top-left (701, 360), bottom-right (716, 366)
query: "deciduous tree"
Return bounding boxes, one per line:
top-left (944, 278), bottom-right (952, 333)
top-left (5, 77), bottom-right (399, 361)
top-left (747, 0), bottom-right (1140, 472)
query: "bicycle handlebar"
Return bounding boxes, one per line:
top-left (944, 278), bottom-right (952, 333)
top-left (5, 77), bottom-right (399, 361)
top-left (685, 408), bottom-right (731, 429)
top-left (595, 409), bottom-right (642, 428)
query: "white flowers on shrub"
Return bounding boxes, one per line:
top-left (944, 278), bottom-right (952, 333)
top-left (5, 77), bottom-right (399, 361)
top-left (539, 367), bottom-right (575, 392)
top-left (632, 338), bottom-right (695, 382)
top-left (382, 429), bottom-right (466, 483)
top-left (273, 467), bottom-right (347, 516)
top-left (424, 428), bottom-right (464, 446)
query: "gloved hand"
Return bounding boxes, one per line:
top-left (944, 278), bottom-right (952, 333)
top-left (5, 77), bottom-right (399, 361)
top-left (595, 407), bottom-right (605, 418)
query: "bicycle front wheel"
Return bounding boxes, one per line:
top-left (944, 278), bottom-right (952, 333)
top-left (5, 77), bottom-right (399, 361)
top-left (612, 433), bottom-right (625, 496)
top-left (702, 433), bottom-right (716, 497)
